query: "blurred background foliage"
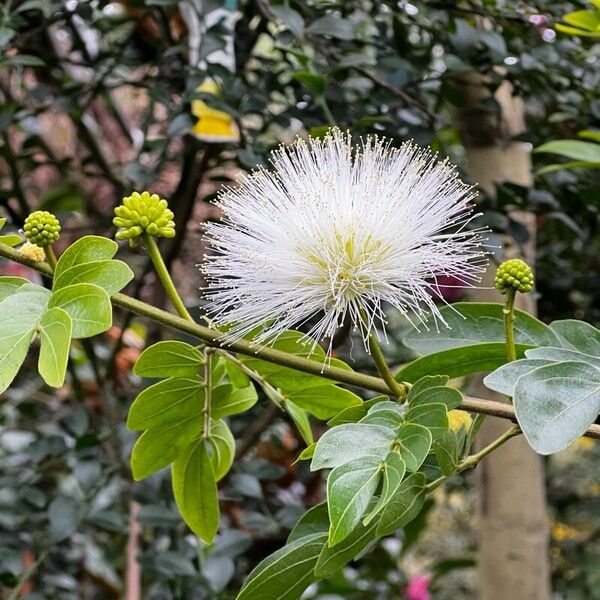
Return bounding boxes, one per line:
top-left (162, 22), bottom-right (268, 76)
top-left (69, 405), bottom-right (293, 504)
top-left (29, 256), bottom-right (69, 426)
top-left (0, 0), bottom-right (599, 598)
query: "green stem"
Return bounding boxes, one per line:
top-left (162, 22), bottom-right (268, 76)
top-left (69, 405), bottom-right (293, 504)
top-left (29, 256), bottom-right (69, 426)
top-left (425, 426), bottom-right (521, 492)
top-left (1, 242), bottom-right (599, 440)
top-left (360, 309), bottom-right (407, 399)
top-left (215, 349), bottom-right (284, 408)
top-left (43, 245), bottom-right (57, 270)
top-left (503, 288), bottom-right (517, 363)
top-left (143, 233), bottom-right (193, 321)
top-left (203, 349), bottom-right (213, 439)
top-left (368, 332), bottom-right (407, 399)
top-left (318, 96), bottom-right (337, 126)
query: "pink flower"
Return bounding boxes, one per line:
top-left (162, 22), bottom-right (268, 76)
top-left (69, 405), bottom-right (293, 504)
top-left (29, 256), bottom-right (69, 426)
top-left (433, 274), bottom-right (466, 302)
top-left (406, 574), bottom-right (431, 600)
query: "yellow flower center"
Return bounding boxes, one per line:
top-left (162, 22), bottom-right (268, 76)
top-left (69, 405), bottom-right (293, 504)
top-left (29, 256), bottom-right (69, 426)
top-left (302, 229), bottom-right (391, 303)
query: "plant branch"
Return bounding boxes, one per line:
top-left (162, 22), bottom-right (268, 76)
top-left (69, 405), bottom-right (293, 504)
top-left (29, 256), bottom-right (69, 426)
top-left (425, 425), bottom-right (521, 492)
top-left (1, 242), bottom-right (599, 440)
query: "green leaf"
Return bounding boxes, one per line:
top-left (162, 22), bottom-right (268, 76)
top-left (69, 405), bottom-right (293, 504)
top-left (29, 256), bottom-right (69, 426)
top-left (409, 386), bottom-right (462, 410)
top-left (534, 140), bottom-right (600, 162)
top-left (514, 361), bottom-right (600, 455)
top-left (236, 533), bottom-right (327, 600)
top-left (363, 452), bottom-right (406, 525)
top-left (285, 401), bottom-right (314, 446)
top-left (54, 236), bottom-right (118, 278)
top-left (327, 456), bottom-right (381, 546)
top-left (0, 324), bottom-right (35, 394)
top-left (225, 359), bottom-right (251, 387)
top-left (287, 385), bottom-right (362, 420)
top-left (288, 503), bottom-right (329, 543)
top-left (131, 417), bottom-right (202, 480)
top-left (211, 356), bottom-right (227, 384)
top-left (207, 418), bottom-right (235, 481)
top-left (0, 276), bottom-right (30, 301)
top-left (537, 160), bottom-right (600, 175)
top-left (133, 340), bottom-right (205, 378)
top-left (395, 423), bottom-right (433, 472)
top-left (433, 430), bottom-right (459, 476)
top-left (562, 9), bottom-right (600, 30)
top-left (211, 382), bottom-right (258, 419)
top-left (0, 234), bottom-right (23, 246)
top-left (270, 5), bottom-right (304, 37)
top-left (403, 302), bottom-right (559, 353)
top-left (550, 320), bottom-right (600, 356)
top-left (0, 286), bottom-right (50, 393)
top-left (526, 346), bottom-right (600, 368)
top-left (172, 441), bottom-right (220, 543)
top-left (359, 406), bottom-right (405, 428)
top-left (405, 403), bottom-right (448, 438)
top-left (48, 283), bottom-right (112, 338)
top-left (556, 24), bottom-right (599, 37)
top-left (127, 376), bottom-right (204, 430)
top-left (53, 259), bottom-right (134, 296)
top-left (396, 342), bottom-right (532, 382)
top-left (292, 71), bottom-right (326, 94)
top-left (578, 130), bottom-right (600, 143)
top-left (407, 376), bottom-right (450, 401)
top-left (376, 472), bottom-right (427, 537)
top-left (37, 307), bottom-right (72, 388)
top-left (327, 396), bottom-right (387, 426)
top-left (240, 331), bottom-right (361, 421)
top-left (314, 518), bottom-right (378, 578)
top-left (7, 54), bottom-right (45, 66)
top-left (483, 358), bottom-right (553, 396)
top-left (311, 423), bottom-right (395, 470)
top-left (307, 14), bottom-right (355, 40)
top-left (296, 443), bottom-right (316, 462)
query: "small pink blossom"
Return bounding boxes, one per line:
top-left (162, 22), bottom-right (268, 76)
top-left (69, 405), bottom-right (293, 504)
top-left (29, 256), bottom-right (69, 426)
top-left (406, 574), bottom-right (431, 600)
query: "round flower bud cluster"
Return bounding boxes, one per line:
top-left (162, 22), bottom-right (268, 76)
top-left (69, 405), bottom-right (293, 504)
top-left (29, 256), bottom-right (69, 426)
top-left (494, 258), bottom-right (534, 294)
top-left (113, 191), bottom-right (176, 243)
top-left (23, 210), bottom-right (61, 247)
top-left (19, 241), bottom-right (46, 262)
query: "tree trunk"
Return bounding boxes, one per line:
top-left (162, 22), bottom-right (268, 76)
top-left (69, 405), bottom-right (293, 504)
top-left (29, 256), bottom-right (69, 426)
top-left (454, 73), bottom-right (552, 600)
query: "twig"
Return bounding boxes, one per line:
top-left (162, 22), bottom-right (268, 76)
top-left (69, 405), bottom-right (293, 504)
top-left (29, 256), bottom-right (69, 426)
top-left (125, 501), bottom-right (141, 600)
top-left (6, 550), bottom-right (48, 600)
top-left (425, 426), bottom-right (521, 492)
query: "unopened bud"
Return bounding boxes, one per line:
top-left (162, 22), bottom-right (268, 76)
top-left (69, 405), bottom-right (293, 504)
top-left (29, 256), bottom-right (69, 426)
top-left (23, 211), bottom-right (61, 247)
top-left (113, 191), bottom-right (176, 244)
top-left (494, 259), bottom-right (534, 294)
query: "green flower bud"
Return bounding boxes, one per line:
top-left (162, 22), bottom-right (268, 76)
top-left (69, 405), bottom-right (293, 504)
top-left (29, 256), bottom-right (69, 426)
top-left (113, 191), bottom-right (176, 243)
top-left (23, 210), bottom-right (61, 247)
top-left (494, 258), bottom-right (534, 294)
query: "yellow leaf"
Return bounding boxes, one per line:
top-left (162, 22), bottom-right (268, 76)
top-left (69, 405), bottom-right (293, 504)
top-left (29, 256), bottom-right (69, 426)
top-left (191, 80), bottom-right (239, 143)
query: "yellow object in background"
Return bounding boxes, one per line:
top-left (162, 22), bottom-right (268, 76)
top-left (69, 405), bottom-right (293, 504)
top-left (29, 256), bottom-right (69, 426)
top-left (448, 410), bottom-right (473, 433)
top-left (191, 79), bottom-right (239, 143)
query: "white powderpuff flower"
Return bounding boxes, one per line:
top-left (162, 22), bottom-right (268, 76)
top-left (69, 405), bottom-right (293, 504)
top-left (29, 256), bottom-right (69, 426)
top-left (202, 129), bottom-right (488, 350)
